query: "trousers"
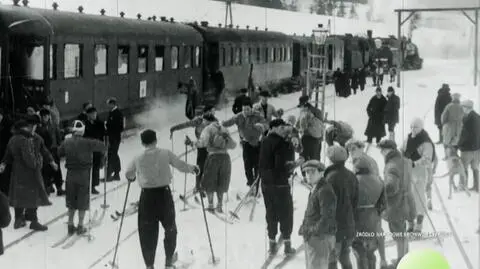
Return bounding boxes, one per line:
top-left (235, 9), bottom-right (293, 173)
top-left (328, 238), bottom-right (353, 269)
top-left (261, 185), bottom-right (293, 240)
top-left (242, 142), bottom-right (260, 186)
top-left (196, 148), bottom-right (208, 190)
top-left (305, 235), bottom-right (335, 269)
top-left (107, 135), bottom-right (121, 175)
top-left (138, 186), bottom-right (177, 267)
top-left (14, 208), bottom-right (38, 222)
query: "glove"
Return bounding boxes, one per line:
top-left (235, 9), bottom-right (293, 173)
top-left (192, 165), bottom-right (201, 175)
top-left (184, 136), bottom-right (193, 146)
top-left (169, 129), bottom-right (174, 140)
top-left (277, 108), bottom-right (284, 117)
top-left (127, 176), bottom-right (136, 182)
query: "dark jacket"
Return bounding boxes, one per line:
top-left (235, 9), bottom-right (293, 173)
top-left (259, 132), bottom-right (291, 186)
top-left (364, 95), bottom-right (387, 138)
top-left (457, 110), bottom-right (480, 152)
top-left (36, 121), bottom-right (62, 150)
top-left (298, 179), bottom-right (337, 240)
top-left (324, 163), bottom-right (359, 241)
top-left (106, 108), bottom-right (124, 138)
top-left (0, 117), bottom-right (13, 159)
top-left (84, 119), bottom-right (106, 142)
top-left (434, 87), bottom-right (452, 126)
top-left (232, 94), bottom-right (249, 114)
top-left (384, 93), bottom-right (400, 124)
top-left (77, 112), bottom-right (88, 124)
top-left (0, 190), bottom-right (11, 255)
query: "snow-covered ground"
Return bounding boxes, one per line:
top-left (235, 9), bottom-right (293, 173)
top-left (1, 58), bottom-right (478, 269)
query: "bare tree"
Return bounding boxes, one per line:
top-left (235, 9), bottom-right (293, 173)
top-left (336, 0), bottom-right (346, 17)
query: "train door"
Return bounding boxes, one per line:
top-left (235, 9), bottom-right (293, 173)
top-left (292, 43), bottom-right (301, 77)
top-left (203, 42), bottom-right (219, 92)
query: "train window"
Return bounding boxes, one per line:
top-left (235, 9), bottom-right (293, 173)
top-left (64, 44), bottom-right (83, 78)
top-left (283, 47), bottom-right (287, 61)
top-left (138, 45), bottom-right (148, 73)
top-left (235, 48), bottom-right (241, 65)
top-left (194, 46), bottom-right (201, 67)
top-left (94, 44), bottom-right (108, 76)
top-left (118, 45), bottom-right (129, 75)
top-left (171, 46), bottom-right (179, 69)
top-left (183, 45), bottom-right (191, 69)
top-left (247, 48), bottom-right (252, 63)
top-left (264, 48), bottom-right (268, 63)
top-left (288, 46), bottom-right (292, 61)
top-left (221, 47), bottom-right (226, 66)
top-left (230, 47), bottom-right (234, 66)
top-left (328, 44), bottom-right (333, 70)
top-left (50, 45), bottom-right (57, 79)
top-left (155, 46), bottom-right (164, 71)
top-left (25, 45), bottom-right (44, 80)
top-left (270, 48), bottom-right (274, 62)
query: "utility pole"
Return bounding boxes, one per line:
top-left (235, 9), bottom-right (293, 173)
top-left (225, 0), bottom-right (233, 27)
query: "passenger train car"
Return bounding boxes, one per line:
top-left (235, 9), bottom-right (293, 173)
top-left (0, 2), bottom-right (409, 127)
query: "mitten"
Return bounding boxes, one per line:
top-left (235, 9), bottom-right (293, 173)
top-left (184, 136), bottom-right (193, 146)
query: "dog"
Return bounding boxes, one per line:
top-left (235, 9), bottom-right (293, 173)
top-left (434, 147), bottom-right (470, 199)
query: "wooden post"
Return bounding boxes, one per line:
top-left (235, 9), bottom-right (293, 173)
top-left (397, 11), bottom-right (401, 88)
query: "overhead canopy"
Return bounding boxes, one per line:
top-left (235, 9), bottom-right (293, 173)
top-left (0, 5), bottom-right (53, 38)
top-left (192, 24), bottom-right (291, 44)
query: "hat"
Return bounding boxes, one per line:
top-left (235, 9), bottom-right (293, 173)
top-left (461, 100), bottom-right (474, 109)
top-left (72, 120), bottom-right (85, 135)
top-left (301, 160), bottom-right (326, 172)
top-left (240, 88), bottom-right (248, 94)
top-left (259, 90), bottom-right (271, 97)
top-left (387, 86), bottom-right (395, 92)
top-left (411, 117), bottom-right (424, 129)
top-left (327, 145), bottom-right (348, 163)
top-left (345, 138), bottom-right (365, 150)
top-left (86, 107), bottom-right (97, 114)
top-left (202, 114), bottom-right (217, 122)
top-left (106, 97), bottom-right (117, 105)
top-left (269, 118), bottom-right (288, 129)
top-left (241, 97), bottom-right (253, 107)
top-left (352, 156), bottom-right (373, 173)
top-left (297, 95), bottom-right (309, 107)
top-left (25, 115), bottom-right (40, 125)
top-left (14, 120), bottom-right (31, 129)
top-left (377, 139), bottom-right (397, 150)
top-left (452, 93), bottom-right (461, 100)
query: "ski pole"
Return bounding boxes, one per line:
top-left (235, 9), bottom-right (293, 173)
top-left (109, 180), bottom-right (132, 269)
top-left (101, 137), bottom-right (109, 209)
top-left (229, 176), bottom-right (260, 220)
top-left (199, 192), bottom-right (218, 265)
top-left (182, 138), bottom-right (188, 212)
top-left (171, 138), bottom-right (175, 193)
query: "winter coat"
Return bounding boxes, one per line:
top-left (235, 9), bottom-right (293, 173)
top-left (84, 119), bottom-right (106, 142)
top-left (253, 102), bottom-right (280, 122)
top-left (326, 121), bottom-right (353, 146)
top-left (36, 121), bottom-right (62, 150)
top-left (364, 95), bottom-right (387, 138)
top-left (440, 100), bottom-right (464, 147)
top-left (384, 94), bottom-right (400, 125)
top-left (359, 69), bottom-right (367, 85)
top-left (106, 108), bottom-right (124, 138)
top-left (351, 72), bottom-right (359, 89)
top-left (0, 190), bottom-right (11, 256)
top-left (2, 129), bottom-right (53, 208)
top-left (457, 110), bottom-right (480, 152)
top-left (324, 163), bottom-right (359, 241)
top-left (170, 116), bottom-right (210, 140)
top-left (259, 132), bottom-right (292, 186)
top-left (352, 152), bottom-right (380, 176)
top-left (222, 111), bottom-right (268, 146)
top-left (196, 122), bottom-right (236, 154)
top-left (434, 87), bottom-right (452, 127)
top-left (0, 117), bottom-right (13, 159)
top-left (298, 179), bottom-right (337, 240)
top-left (382, 150), bottom-right (416, 222)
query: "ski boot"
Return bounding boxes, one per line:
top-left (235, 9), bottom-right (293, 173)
top-left (165, 252), bottom-right (178, 269)
top-left (68, 224), bottom-right (76, 235)
top-left (268, 239), bottom-right (279, 255)
top-left (206, 203), bottom-right (215, 213)
top-left (13, 218), bottom-right (26, 229)
top-left (76, 225), bottom-right (87, 235)
top-left (283, 240), bottom-right (296, 256)
top-left (216, 203), bottom-right (223, 214)
top-left (30, 221), bottom-right (48, 231)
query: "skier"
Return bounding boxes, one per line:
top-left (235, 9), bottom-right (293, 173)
top-left (188, 118), bottom-right (237, 212)
top-left (259, 119), bottom-right (297, 256)
top-left (106, 97), bottom-right (124, 182)
top-left (402, 118), bottom-right (437, 222)
top-left (298, 160), bottom-right (336, 269)
top-left (351, 156), bottom-right (387, 269)
top-left (324, 119), bottom-right (354, 147)
top-left (170, 105), bottom-right (216, 194)
top-left (440, 93), bottom-right (464, 159)
top-left (365, 87), bottom-right (387, 145)
top-left (232, 88), bottom-right (249, 114)
top-left (0, 189), bottom-right (10, 256)
top-left (222, 98), bottom-right (268, 193)
top-left (57, 120), bottom-right (106, 235)
top-left (434, 83), bottom-right (452, 144)
top-left (324, 145), bottom-right (358, 269)
top-left (384, 87), bottom-right (400, 141)
top-left (253, 90), bottom-right (283, 122)
top-left (125, 129), bottom-right (199, 269)
top-left (84, 107), bottom-right (106, 194)
top-left (377, 139), bottom-right (415, 269)
top-left (359, 67), bottom-right (367, 92)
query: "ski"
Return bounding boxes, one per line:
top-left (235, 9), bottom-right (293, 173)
top-left (205, 209), bottom-right (234, 224)
top-left (51, 233), bottom-right (75, 248)
top-left (61, 233), bottom-right (95, 249)
top-left (259, 238), bottom-right (284, 269)
top-left (179, 194), bottom-right (199, 209)
top-left (60, 209), bottom-right (107, 249)
top-left (272, 243), bottom-right (305, 269)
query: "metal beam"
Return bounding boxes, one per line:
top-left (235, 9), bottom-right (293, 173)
top-left (400, 11), bottom-right (416, 26)
top-left (461, 10), bottom-right (475, 24)
top-left (394, 7), bottom-right (480, 13)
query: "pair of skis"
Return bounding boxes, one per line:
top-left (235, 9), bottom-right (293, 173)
top-left (260, 239), bottom-right (305, 269)
top-left (110, 202), bottom-right (139, 221)
top-left (179, 190), bottom-right (233, 224)
top-left (51, 209), bottom-right (106, 249)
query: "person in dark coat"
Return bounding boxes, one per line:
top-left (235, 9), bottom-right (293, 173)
top-left (0, 190), bottom-right (11, 256)
top-left (340, 71), bottom-right (351, 98)
top-left (232, 88), bottom-right (249, 114)
top-left (106, 98), bottom-right (124, 182)
top-left (359, 67), bottom-right (367, 91)
top-left (365, 87), bottom-right (387, 144)
top-left (182, 78), bottom-right (198, 120)
top-left (351, 69), bottom-right (359, 95)
top-left (457, 100), bottom-right (480, 191)
top-left (384, 87), bottom-right (400, 141)
top-left (325, 145), bottom-right (358, 269)
top-left (259, 119), bottom-right (297, 256)
top-left (434, 83), bottom-right (452, 144)
top-left (0, 109), bottom-right (13, 196)
top-left (84, 107), bottom-right (106, 194)
top-left (0, 117), bottom-right (58, 231)
top-left (333, 68), bottom-right (342, 96)
top-left (77, 102), bottom-right (93, 124)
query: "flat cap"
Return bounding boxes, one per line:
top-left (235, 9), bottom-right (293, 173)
top-left (301, 160), bottom-right (326, 171)
top-left (377, 139), bottom-right (397, 150)
top-left (269, 118), bottom-right (288, 129)
top-left (327, 145), bottom-right (348, 163)
top-left (461, 100), bottom-right (474, 108)
top-left (297, 95), bottom-right (309, 107)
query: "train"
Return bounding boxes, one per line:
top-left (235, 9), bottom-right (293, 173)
top-left (0, 2), bottom-right (419, 127)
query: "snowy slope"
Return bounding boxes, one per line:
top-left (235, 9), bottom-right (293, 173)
top-left (1, 59), bottom-right (478, 269)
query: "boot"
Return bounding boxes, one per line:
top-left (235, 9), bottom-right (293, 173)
top-left (283, 240), bottom-right (296, 255)
top-left (165, 252), bottom-right (178, 267)
top-left (57, 188), bottom-right (65, 196)
top-left (268, 239), bottom-right (278, 255)
top-left (13, 218), bottom-right (26, 229)
top-left (30, 221), bottom-right (48, 231)
top-left (91, 187), bottom-right (100, 195)
top-left (216, 203), bottom-right (223, 214)
top-left (470, 170), bottom-right (479, 192)
top-left (68, 224), bottom-right (76, 235)
top-left (76, 225), bottom-right (87, 235)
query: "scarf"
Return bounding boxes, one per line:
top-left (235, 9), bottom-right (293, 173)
top-left (404, 129), bottom-right (436, 162)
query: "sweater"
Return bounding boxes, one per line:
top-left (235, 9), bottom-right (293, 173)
top-left (58, 136), bottom-right (106, 170)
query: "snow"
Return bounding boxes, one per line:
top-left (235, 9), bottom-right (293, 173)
top-left (1, 58), bottom-right (478, 269)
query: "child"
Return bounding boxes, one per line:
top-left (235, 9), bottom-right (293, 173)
top-left (125, 129), bottom-right (199, 269)
top-left (298, 160), bottom-right (336, 269)
top-left (58, 120), bottom-right (106, 235)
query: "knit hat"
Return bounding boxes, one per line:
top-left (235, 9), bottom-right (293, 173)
top-left (72, 120), bottom-right (85, 135)
top-left (327, 145), bottom-right (348, 163)
top-left (301, 160), bottom-right (326, 172)
top-left (377, 139), bottom-right (397, 150)
top-left (461, 100), bottom-right (474, 109)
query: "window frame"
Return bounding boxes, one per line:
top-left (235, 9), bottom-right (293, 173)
top-left (137, 45), bottom-right (149, 73)
top-left (63, 43), bottom-right (83, 79)
top-left (154, 45), bottom-right (165, 72)
top-left (94, 44), bottom-right (108, 76)
top-left (117, 45), bottom-right (130, 75)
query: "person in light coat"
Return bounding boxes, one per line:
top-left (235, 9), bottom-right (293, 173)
top-left (402, 118), bottom-right (437, 231)
top-left (253, 90), bottom-right (283, 122)
top-left (441, 93), bottom-right (464, 158)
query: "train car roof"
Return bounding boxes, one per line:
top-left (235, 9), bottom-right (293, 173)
top-left (192, 24), bottom-right (291, 43)
top-left (0, 5), bottom-right (203, 43)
